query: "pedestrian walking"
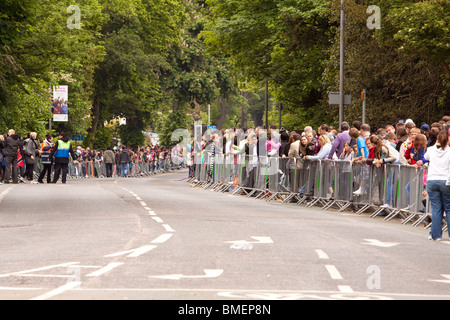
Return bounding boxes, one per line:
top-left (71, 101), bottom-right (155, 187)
top-left (38, 134), bottom-right (54, 183)
top-left (49, 133), bottom-right (77, 184)
top-left (1, 129), bottom-right (24, 184)
top-left (424, 130), bottom-right (450, 241)
top-left (118, 146), bottom-right (131, 177)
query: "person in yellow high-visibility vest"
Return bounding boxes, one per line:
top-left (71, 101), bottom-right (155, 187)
top-left (49, 133), bottom-right (77, 184)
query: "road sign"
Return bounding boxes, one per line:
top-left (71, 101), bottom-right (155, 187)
top-left (71, 134), bottom-right (84, 141)
top-left (329, 92), bottom-right (352, 106)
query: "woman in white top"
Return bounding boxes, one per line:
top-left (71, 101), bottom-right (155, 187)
top-left (305, 135), bottom-right (332, 161)
top-left (424, 130), bottom-right (450, 241)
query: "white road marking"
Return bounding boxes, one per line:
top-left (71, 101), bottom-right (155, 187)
top-left (150, 269), bottom-right (224, 280)
top-left (104, 245), bottom-right (157, 258)
top-left (86, 262), bottom-right (124, 277)
top-left (148, 210), bottom-right (157, 216)
top-left (151, 233), bottom-right (173, 244)
top-left (30, 281), bottom-right (81, 300)
top-left (226, 236), bottom-right (273, 250)
top-left (0, 262), bottom-right (79, 278)
top-left (139, 201), bottom-right (147, 207)
top-left (362, 239), bottom-right (400, 248)
top-left (163, 224), bottom-right (175, 232)
top-left (325, 265), bottom-right (344, 280)
top-left (152, 216), bottom-right (164, 223)
top-left (315, 249), bottom-right (329, 260)
top-left (0, 187), bottom-right (13, 203)
top-left (429, 274), bottom-right (450, 284)
top-left (338, 285), bottom-right (354, 293)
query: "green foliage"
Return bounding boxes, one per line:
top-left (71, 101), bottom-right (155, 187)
top-left (92, 125), bottom-right (113, 150)
top-left (2, 0), bottom-right (449, 144)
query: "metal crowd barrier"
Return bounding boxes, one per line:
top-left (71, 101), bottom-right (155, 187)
top-left (189, 154), bottom-right (441, 230)
top-left (33, 159), bottom-right (184, 179)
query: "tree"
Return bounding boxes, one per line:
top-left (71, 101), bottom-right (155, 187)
top-left (87, 0), bottom-right (185, 148)
top-left (0, 0), bottom-right (104, 137)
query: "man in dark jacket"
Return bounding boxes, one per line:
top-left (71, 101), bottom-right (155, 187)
top-left (118, 146), bottom-right (131, 177)
top-left (49, 133), bottom-right (77, 184)
top-left (1, 129), bottom-right (24, 184)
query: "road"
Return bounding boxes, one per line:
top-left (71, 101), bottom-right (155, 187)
top-left (1, 170), bottom-right (450, 301)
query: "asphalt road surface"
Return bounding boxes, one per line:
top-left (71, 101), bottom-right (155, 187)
top-left (1, 170), bottom-right (450, 301)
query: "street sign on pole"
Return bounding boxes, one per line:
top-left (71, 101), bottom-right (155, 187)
top-left (329, 92), bottom-right (351, 106)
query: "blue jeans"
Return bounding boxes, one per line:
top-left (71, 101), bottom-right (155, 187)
top-left (120, 163), bottom-right (128, 177)
top-left (426, 180), bottom-right (450, 240)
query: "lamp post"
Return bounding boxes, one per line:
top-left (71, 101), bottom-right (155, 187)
top-left (339, 0), bottom-right (345, 127)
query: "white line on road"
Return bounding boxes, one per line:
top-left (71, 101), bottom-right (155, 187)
top-left (152, 216), bottom-right (164, 223)
top-left (104, 245), bottom-right (157, 258)
top-left (140, 201), bottom-right (147, 207)
top-left (0, 262), bottom-right (79, 278)
top-left (0, 187), bottom-right (13, 203)
top-left (151, 233), bottom-right (173, 244)
top-left (30, 281), bottom-right (81, 300)
top-left (315, 249), bottom-right (329, 260)
top-left (86, 262), bottom-right (124, 277)
top-left (163, 224), bottom-right (176, 232)
top-left (338, 285), bottom-right (354, 293)
top-left (325, 265), bottom-right (344, 280)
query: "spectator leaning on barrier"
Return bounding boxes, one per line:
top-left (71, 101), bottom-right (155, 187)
top-left (328, 121), bottom-right (351, 159)
top-left (38, 134), bottom-right (54, 184)
top-left (305, 135), bottom-right (332, 161)
top-left (424, 130), bottom-right (450, 241)
top-left (50, 133), bottom-right (77, 184)
top-left (400, 127), bottom-right (420, 165)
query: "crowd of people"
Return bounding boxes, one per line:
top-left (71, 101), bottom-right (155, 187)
top-left (0, 130), bottom-right (173, 184)
top-left (191, 116), bottom-right (450, 241)
top-left (1, 115), bottom-right (449, 240)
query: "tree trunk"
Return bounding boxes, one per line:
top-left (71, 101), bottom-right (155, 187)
top-left (240, 91), bottom-right (250, 129)
top-left (216, 96), bottom-right (233, 129)
top-left (443, 61), bottom-right (450, 81)
top-left (88, 94), bottom-right (100, 148)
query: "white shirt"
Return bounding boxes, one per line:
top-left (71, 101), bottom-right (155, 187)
top-left (424, 145), bottom-right (450, 181)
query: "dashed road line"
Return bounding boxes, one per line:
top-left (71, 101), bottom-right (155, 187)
top-left (315, 249), bottom-right (329, 260)
top-left (325, 265), bottom-right (343, 280)
top-left (152, 216), bottom-right (164, 223)
top-left (317, 249), bottom-right (354, 293)
top-left (151, 233), bottom-right (173, 244)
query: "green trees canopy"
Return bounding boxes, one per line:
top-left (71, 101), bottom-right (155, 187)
top-left (1, 0), bottom-right (448, 145)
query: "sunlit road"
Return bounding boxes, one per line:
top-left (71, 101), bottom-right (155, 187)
top-left (1, 171), bottom-right (450, 300)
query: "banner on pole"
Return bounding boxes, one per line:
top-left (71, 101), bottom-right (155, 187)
top-left (52, 85), bottom-right (69, 122)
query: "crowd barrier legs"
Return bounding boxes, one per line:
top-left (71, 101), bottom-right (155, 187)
top-left (189, 154), bottom-right (436, 230)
